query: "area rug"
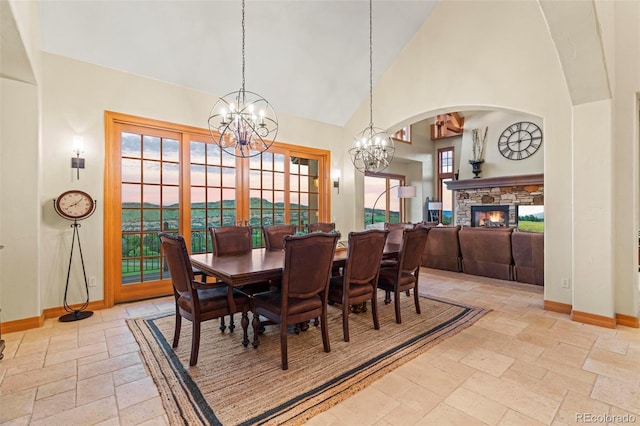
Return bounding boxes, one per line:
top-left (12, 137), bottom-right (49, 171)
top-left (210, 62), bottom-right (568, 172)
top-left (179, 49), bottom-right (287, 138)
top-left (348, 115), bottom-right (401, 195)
top-left (128, 293), bottom-right (487, 426)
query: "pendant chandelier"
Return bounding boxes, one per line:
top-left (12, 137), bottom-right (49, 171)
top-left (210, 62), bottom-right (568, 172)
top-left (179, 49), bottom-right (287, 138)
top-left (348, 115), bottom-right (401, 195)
top-left (349, 0), bottom-right (395, 173)
top-left (208, 0), bottom-right (278, 158)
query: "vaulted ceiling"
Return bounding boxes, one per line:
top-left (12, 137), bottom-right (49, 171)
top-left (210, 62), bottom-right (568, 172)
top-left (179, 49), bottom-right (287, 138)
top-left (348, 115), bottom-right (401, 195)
top-left (37, 0), bottom-right (439, 127)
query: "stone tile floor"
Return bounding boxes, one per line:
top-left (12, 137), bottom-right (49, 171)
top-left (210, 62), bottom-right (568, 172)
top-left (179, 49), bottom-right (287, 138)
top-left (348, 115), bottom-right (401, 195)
top-left (1, 269), bottom-right (639, 425)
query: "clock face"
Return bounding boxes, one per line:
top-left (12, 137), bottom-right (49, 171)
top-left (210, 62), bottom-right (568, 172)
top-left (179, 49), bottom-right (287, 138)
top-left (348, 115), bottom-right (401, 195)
top-left (498, 121), bottom-right (542, 160)
top-left (55, 190), bottom-right (95, 220)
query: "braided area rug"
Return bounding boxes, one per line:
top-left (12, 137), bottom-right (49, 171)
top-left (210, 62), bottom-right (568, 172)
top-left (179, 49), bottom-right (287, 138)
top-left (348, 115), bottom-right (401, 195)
top-left (128, 293), bottom-right (487, 425)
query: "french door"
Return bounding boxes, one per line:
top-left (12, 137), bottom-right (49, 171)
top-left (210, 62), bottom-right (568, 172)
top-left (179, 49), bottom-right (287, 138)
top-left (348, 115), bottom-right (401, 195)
top-left (105, 112), bottom-right (329, 304)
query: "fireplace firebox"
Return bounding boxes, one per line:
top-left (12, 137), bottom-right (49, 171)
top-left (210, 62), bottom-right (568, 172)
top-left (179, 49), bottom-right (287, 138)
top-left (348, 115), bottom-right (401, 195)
top-left (471, 205), bottom-right (509, 227)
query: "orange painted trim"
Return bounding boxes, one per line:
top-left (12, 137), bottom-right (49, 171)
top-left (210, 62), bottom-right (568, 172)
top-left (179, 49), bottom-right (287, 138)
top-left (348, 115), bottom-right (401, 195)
top-left (1, 300), bottom-right (107, 334)
top-left (571, 310), bottom-right (616, 329)
top-left (616, 313), bottom-right (639, 328)
top-left (2, 313), bottom-right (45, 334)
top-left (543, 300), bottom-right (572, 315)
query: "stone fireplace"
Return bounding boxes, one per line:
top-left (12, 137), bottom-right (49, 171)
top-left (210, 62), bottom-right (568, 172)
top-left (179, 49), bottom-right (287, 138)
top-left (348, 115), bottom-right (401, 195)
top-left (445, 174), bottom-right (544, 227)
top-left (472, 205), bottom-right (509, 227)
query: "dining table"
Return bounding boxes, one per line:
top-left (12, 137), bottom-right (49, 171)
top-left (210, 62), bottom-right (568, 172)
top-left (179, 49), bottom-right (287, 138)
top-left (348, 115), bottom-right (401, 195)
top-left (189, 242), bottom-right (401, 289)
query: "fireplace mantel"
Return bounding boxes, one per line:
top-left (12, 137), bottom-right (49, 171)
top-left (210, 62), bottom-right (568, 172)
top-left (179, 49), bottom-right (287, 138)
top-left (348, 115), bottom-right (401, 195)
top-left (445, 173), bottom-right (543, 191)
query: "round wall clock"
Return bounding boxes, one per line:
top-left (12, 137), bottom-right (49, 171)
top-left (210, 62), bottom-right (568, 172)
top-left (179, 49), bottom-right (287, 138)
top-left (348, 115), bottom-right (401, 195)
top-left (54, 190), bottom-right (96, 220)
top-left (498, 121), bottom-right (543, 160)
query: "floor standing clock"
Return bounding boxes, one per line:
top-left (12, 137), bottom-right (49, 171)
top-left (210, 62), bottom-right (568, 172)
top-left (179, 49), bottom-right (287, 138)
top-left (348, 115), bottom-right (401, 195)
top-left (54, 190), bottom-right (97, 322)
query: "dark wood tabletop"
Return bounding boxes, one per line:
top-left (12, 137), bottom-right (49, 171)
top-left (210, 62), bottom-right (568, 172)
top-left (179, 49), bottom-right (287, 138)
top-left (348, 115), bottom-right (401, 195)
top-left (190, 242), bottom-right (400, 288)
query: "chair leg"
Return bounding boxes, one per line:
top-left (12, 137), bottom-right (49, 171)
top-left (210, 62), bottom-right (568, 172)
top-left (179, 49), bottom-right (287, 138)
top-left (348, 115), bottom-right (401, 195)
top-left (371, 291), bottom-right (380, 331)
top-left (280, 321), bottom-right (289, 370)
top-left (342, 299), bottom-right (350, 342)
top-left (190, 321), bottom-right (201, 366)
top-left (219, 316), bottom-right (226, 332)
top-left (394, 289), bottom-right (402, 324)
top-left (241, 311), bottom-right (249, 347)
top-left (173, 312), bottom-right (182, 348)
top-left (413, 284), bottom-right (421, 314)
top-left (321, 306), bottom-right (331, 354)
top-left (228, 314), bottom-right (235, 332)
top-left (384, 290), bottom-right (391, 305)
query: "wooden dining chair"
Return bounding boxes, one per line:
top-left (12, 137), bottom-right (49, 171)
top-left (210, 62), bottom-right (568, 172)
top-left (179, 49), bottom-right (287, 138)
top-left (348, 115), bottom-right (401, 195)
top-left (377, 227), bottom-right (429, 324)
top-left (328, 229), bottom-right (389, 342)
top-left (306, 222), bottom-right (336, 233)
top-left (208, 226), bottom-right (269, 330)
top-left (158, 233), bottom-right (250, 366)
top-left (262, 224), bottom-right (297, 250)
top-left (251, 232), bottom-right (340, 370)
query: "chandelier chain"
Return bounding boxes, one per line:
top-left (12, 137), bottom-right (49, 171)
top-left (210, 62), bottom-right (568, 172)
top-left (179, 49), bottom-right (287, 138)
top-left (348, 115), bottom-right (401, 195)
top-left (369, 0), bottom-right (373, 128)
top-left (241, 0), bottom-right (246, 94)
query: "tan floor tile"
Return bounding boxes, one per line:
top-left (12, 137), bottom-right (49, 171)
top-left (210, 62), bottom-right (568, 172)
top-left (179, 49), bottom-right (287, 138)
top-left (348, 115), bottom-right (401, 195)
top-left (590, 375), bottom-right (640, 416)
top-left (380, 402), bottom-right (424, 426)
top-left (541, 370), bottom-right (594, 397)
top-left (77, 330), bottom-right (107, 347)
top-left (395, 362), bottom-right (464, 397)
top-left (112, 363), bottom-right (149, 387)
top-left (539, 342), bottom-right (589, 368)
top-left (137, 414), bottom-right (170, 426)
top-left (104, 325), bottom-right (131, 337)
top-left (498, 409), bottom-right (546, 425)
top-left (593, 335), bottom-right (630, 355)
top-left (76, 372), bottom-right (114, 406)
top-left (330, 385), bottom-right (400, 425)
top-left (93, 418), bottom-right (121, 426)
top-left (1, 352), bottom-right (46, 377)
top-left (31, 389), bottom-right (76, 420)
top-left (428, 354), bottom-right (477, 381)
top-left (445, 387), bottom-right (509, 424)
top-left (555, 391), bottom-right (612, 425)
top-left (305, 410), bottom-right (340, 426)
top-left (14, 339), bottom-right (49, 358)
top-left (0, 388), bottom-right (36, 423)
top-left (30, 395), bottom-right (119, 426)
top-left (506, 359), bottom-right (548, 380)
top-left (534, 355), bottom-right (597, 385)
top-left (77, 352), bottom-right (141, 380)
top-left (108, 342), bottom-right (141, 358)
top-left (416, 402), bottom-right (486, 426)
top-left (77, 351), bottom-right (110, 366)
top-left (36, 376), bottom-right (77, 400)
top-left (115, 376), bottom-right (158, 410)
top-left (118, 396), bottom-right (166, 425)
top-left (0, 414), bottom-right (32, 426)
top-left (0, 360), bottom-right (76, 395)
top-left (44, 341), bottom-right (108, 366)
top-left (460, 348), bottom-right (515, 377)
top-left (462, 372), bottom-right (560, 424)
top-left (502, 368), bottom-right (567, 402)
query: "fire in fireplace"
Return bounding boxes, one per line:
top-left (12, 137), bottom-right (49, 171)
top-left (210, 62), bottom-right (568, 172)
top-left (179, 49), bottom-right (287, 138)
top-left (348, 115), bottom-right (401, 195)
top-left (471, 205), bottom-right (509, 227)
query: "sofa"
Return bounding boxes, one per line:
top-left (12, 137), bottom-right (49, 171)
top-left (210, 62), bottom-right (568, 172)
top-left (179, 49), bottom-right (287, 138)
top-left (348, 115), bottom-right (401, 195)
top-left (420, 225), bottom-right (462, 272)
top-left (511, 231), bottom-right (544, 285)
top-left (458, 227), bottom-right (514, 281)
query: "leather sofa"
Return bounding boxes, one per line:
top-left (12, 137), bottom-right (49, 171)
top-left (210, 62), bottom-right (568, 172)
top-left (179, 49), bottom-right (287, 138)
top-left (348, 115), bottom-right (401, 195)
top-left (420, 225), bottom-right (462, 272)
top-left (511, 231), bottom-right (544, 285)
top-left (458, 227), bottom-right (514, 281)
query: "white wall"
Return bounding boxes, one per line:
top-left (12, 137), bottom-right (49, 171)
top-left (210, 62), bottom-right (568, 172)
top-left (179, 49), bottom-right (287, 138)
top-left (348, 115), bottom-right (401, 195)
top-left (37, 53), bottom-right (345, 311)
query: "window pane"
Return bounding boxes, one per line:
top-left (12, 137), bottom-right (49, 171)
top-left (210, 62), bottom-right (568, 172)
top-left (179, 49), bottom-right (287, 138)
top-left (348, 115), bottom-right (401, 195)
top-left (162, 138), bottom-right (179, 162)
top-left (122, 158), bottom-right (141, 183)
top-left (143, 135), bottom-right (161, 160)
top-left (122, 132), bottom-right (141, 157)
top-left (143, 160), bottom-right (161, 184)
top-left (162, 163), bottom-right (179, 185)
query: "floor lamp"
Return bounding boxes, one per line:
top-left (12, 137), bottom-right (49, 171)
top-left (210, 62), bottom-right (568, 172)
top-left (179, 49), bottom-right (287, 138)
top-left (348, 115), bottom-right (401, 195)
top-left (370, 185), bottom-right (417, 224)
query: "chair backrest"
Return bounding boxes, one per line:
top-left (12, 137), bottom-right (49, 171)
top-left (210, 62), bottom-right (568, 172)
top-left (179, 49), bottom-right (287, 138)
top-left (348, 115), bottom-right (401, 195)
top-left (281, 232), bottom-right (340, 299)
top-left (306, 222), bottom-right (336, 233)
top-left (397, 227), bottom-right (430, 274)
top-left (158, 233), bottom-right (195, 299)
top-left (209, 226), bottom-right (253, 256)
top-left (385, 222), bottom-right (414, 244)
top-left (262, 224), bottom-right (297, 250)
top-left (343, 229), bottom-right (389, 285)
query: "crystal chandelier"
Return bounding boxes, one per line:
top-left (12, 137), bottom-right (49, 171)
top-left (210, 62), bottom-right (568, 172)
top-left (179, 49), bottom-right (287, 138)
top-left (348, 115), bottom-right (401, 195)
top-left (349, 0), bottom-right (395, 173)
top-left (208, 0), bottom-right (278, 158)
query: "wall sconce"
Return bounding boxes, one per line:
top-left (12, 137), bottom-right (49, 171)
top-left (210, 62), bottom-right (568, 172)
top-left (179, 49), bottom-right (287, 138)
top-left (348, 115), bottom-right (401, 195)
top-left (71, 136), bottom-right (85, 180)
top-left (331, 170), bottom-right (341, 194)
top-left (333, 177), bottom-right (340, 194)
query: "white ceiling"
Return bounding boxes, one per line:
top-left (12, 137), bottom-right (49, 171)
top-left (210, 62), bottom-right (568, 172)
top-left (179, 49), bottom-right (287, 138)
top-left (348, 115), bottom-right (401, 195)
top-left (37, 0), bottom-right (439, 127)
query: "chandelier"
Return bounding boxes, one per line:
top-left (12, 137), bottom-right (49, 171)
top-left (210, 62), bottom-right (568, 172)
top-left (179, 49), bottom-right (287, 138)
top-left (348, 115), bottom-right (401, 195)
top-left (349, 0), bottom-right (395, 173)
top-left (208, 0), bottom-right (278, 158)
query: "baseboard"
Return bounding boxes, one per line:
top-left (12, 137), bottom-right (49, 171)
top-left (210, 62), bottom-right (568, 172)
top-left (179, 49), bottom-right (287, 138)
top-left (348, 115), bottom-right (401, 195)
top-left (543, 299), bottom-right (572, 314)
top-left (616, 313), bottom-right (640, 328)
top-left (571, 310), bottom-right (616, 329)
top-left (1, 300), bottom-right (106, 333)
top-left (2, 313), bottom-right (45, 334)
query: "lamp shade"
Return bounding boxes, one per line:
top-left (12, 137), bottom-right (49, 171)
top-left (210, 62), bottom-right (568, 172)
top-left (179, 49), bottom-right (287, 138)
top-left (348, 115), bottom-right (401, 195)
top-left (428, 201), bottom-right (443, 211)
top-left (397, 185), bottom-right (416, 198)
